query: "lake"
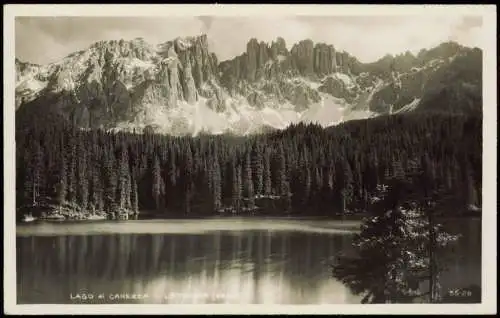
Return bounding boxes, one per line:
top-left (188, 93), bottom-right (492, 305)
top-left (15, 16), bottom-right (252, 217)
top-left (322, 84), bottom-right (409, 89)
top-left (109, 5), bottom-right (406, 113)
top-left (16, 217), bottom-right (481, 304)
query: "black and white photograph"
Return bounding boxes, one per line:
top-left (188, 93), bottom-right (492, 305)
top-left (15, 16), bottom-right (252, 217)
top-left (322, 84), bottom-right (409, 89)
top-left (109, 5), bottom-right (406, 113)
top-left (4, 4), bottom-right (497, 315)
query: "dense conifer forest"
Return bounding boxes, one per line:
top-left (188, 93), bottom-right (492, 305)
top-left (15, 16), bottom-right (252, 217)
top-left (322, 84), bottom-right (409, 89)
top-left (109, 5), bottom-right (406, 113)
top-left (15, 113), bottom-right (482, 219)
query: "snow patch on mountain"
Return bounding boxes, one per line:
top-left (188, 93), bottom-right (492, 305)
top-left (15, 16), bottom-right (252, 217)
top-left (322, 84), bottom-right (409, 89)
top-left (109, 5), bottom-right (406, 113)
top-left (111, 93), bottom-right (352, 136)
top-left (286, 77), bottom-right (322, 90)
top-left (300, 94), bottom-right (345, 126)
top-left (332, 72), bottom-right (355, 88)
top-left (174, 37), bottom-right (194, 50)
top-left (16, 78), bottom-right (47, 94)
top-left (126, 57), bottom-right (155, 70)
top-left (394, 98), bottom-right (421, 113)
top-left (342, 109), bottom-right (378, 122)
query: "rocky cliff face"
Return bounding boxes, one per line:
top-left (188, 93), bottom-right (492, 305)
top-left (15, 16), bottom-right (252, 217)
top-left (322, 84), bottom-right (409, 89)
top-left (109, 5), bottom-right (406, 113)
top-left (218, 37), bottom-right (364, 111)
top-left (15, 36), bottom-right (482, 135)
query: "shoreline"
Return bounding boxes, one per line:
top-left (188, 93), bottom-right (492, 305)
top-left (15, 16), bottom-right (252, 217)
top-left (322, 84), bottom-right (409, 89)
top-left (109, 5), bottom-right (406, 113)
top-left (16, 217), bottom-right (364, 237)
top-left (15, 215), bottom-right (481, 237)
top-left (18, 210), bottom-right (481, 224)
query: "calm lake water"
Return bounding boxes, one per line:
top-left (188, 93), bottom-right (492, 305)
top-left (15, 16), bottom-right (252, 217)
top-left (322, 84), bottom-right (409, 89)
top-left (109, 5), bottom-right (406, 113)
top-left (16, 218), bottom-right (481, 304)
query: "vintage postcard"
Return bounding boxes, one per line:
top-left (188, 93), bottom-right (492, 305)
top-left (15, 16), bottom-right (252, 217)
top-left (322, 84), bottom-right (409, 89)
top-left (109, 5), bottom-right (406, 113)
top-left (3, 4), bottom-right (497, 315)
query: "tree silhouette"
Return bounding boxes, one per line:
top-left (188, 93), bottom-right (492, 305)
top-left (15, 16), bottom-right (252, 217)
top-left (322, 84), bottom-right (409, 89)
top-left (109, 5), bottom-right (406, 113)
top-left (244, 151), bottom-right (255, 208)
top-left (332, 165), bottom-right (460, 303)
top-left (151, 154), bottom-right (164, 213)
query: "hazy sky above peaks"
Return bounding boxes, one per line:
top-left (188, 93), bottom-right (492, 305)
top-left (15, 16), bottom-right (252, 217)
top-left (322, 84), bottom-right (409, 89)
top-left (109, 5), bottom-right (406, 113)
top-left (15, 15), bottom-right (484, 65)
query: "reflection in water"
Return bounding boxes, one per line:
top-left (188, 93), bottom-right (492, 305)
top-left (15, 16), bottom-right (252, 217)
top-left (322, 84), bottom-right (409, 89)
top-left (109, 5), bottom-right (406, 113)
top-left (17, 231), bottom-right (360, 304)
top-left (16, 220), bottom-right (480, 304)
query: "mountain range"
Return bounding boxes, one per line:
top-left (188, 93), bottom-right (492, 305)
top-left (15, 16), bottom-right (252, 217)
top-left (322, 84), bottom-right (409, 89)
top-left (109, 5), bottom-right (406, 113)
top-left (15, 35), bottom-right (482, 135)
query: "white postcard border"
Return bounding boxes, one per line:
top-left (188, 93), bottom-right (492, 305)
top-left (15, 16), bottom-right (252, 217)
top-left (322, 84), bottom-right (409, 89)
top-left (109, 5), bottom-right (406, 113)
top-left (3, 4), bottom-right (497, 315)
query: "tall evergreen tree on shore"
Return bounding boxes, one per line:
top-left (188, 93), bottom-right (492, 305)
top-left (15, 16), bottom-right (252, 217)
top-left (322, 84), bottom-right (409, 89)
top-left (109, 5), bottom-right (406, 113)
top-left (251, 145), bottom-right (264, 196)
top-left (332, 167), bottom-right (460, 303)
top-left (56, 152), bottom-right (68, 209)
top-left (244, 151), bottom-right (255, 207)
top-left (184, 145), bottom-right (194, 215)
top-left (232, 160), bottom-right (243, 212)
top-left (118, 146), bottom-right (131, 211)
top-left (102, 148), bottom-right (118, 218)
top-left (263, 147), bottom-right (272, 196)
top-left (339, 159), bottom-right (354, 214)
top-left (131, 176), bottom-right (139, 218)
top-left (304, 166), bottom-right (312, 206)
top-left (212, 155), bottom-right (222, 212)
top-left (25, 141), bottom-right (44, 206)
top-left (152, 154), bottom-right (164, 212)
top-left (67, 143), bottom-right (77, 205)
top-left (77, 151), bottom-right (89, 212)
top-left (90, 156), bottom-right (103, 213)
top-left (167, 149), bottom-right (177, 209)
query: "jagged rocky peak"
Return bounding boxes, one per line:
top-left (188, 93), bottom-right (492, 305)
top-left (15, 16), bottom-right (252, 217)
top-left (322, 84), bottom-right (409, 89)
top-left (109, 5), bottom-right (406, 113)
top-left (15, 34), bottom-right (228, 130)
top-left (220, 37), bottom-right (359, 86)
top-left (289, 39), bottom-right (363, 77)
top-left (238, 37), bottom-right (295, 82)
top-left (156, 34), bottom-right (209, 54)
top-left (270, 37), bottom-right (288, 57)
top-left (156, 34), bottom-right (219, 87)
top-left (174, 34), bottom-right (209, 50)
top-left (289, 39), bottom-right (314, 76)
top-left (15, 36), bottom-right (482, 136)
top-left (88, 37), bottom-right (157, 62)
top-left (312, 42), bottom-right (337, 75)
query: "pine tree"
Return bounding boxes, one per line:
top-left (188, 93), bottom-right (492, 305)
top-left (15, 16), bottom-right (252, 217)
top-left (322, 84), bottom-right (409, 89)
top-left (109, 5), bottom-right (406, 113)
top-left (212, 155), bottom-right (222, 212)
top-left (231, 161), bottom-right (243, 213)
top-left (321, 165), bottom-right (335, 210)
top-left (26, 141), bottom-right (44, 207)
top-left (118, 146), bottom-right (131, 214)
top-left (125, 171), bottom-right (132, 210)
top-left (332, 173), bottom-right (460, 303)
top-left (277, 144), bottom-right (291, 211)
top-left (90, 157), bottom-right (103, 214)
top-left (263, 148), bottom-right (272, 196)
top-left (304, 166), bottom-right (312, 206)
top-left (326, 166), bottom-right (335, 193)
top-left (131, 176), bottom-right (139, 218)
top-left (277, 144), bottom-right (289, 197)
top-left (251, 144), bottom-right (264, 195)
top-left (102, 148), bottom-right (118, 218)
top-left (340, 159), bottom-right (354, 214)
top-left (183, 145), bottom-right (194, 215)
top-left (244, 151), bottom-right (255, 207)
top-left (67, 143), bottom-right (78, 205)
top-left (353, 156), bottom-right (363, 198)
top-left (56, 152), bottom-right (68, 209)
top-left (152, 154), bottom-right (164, 212)
top-left (313, 166), bottom-right (323, 203)
top-left (167, 148), bottom-right (177, 209)
top-left (77, 151), bottom-right (89, 212)
top-left (168, 148), bottom-right (177, 186)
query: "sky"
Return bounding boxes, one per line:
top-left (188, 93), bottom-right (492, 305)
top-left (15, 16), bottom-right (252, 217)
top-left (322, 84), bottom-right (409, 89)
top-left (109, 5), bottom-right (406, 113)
top-left (15, 15), bottom-right (484, 65)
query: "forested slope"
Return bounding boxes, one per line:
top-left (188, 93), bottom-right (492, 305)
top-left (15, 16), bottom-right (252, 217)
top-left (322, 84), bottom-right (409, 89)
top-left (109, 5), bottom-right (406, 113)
top-left (16, 113), bottom-right (482, 219)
